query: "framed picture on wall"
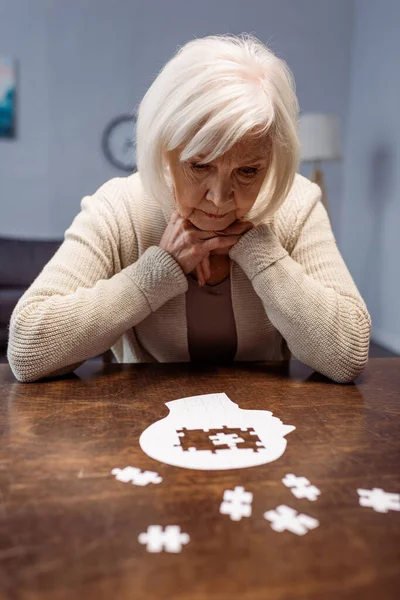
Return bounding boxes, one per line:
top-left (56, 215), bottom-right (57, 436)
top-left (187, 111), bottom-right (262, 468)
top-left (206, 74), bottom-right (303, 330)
top-left (0, 57), bottom-right (17, 139)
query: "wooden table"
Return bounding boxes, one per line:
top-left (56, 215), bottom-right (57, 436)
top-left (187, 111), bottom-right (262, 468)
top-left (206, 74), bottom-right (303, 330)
top-left (0, 359), bottom-right (399, 600)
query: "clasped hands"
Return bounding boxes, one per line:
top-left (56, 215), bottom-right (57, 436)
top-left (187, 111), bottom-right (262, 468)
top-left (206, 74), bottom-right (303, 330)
top-left (159, 210), bottom-right (254, 286)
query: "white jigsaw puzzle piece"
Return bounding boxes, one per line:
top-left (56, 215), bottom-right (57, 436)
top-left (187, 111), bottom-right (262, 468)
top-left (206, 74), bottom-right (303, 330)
top-left (138, 525), bottom-right (190, 553)
top-left (282, 474), bottom-right (310, 488)
top-left (282, 473), bottom-right (321, 501)
top-left (220, 486), bottom-right (253, 521)
top-left (264, 505), bottom-right (319, 536)
top-left (111, 466), bottom-right (162, 486)
top-left (357, 488), bottom-right (400, 513)
top-left (209, 433), bottom-right (245, 448)
top-left (291, 485), bottom-right (320, 501)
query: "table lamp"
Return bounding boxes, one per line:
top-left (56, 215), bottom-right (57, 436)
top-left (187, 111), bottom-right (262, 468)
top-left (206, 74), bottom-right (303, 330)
top-left (298, 113), bottom-right (342, 215)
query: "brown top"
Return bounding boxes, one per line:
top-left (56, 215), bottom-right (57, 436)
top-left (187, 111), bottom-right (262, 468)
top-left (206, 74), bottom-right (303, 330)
top-left (186, 274), bottom-right (237, 363)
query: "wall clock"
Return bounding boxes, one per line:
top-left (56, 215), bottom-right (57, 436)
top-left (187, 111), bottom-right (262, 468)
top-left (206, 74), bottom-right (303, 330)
top-left (102, 114), bottom-right (137, 172)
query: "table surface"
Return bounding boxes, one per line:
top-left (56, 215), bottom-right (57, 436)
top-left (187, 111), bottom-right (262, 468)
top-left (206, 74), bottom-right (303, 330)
top-left (0, 358), bottom-right (399, 600)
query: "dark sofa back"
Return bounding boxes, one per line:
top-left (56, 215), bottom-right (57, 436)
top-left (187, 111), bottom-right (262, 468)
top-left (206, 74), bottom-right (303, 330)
top-left (0, 236), bottom-right (63, 348)
top-left (0, 236), bottom-right (62, 287)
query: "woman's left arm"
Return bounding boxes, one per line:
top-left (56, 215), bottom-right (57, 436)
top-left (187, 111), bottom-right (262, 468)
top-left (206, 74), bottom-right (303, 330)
top-left (229, 198), bottom-right (371, 383)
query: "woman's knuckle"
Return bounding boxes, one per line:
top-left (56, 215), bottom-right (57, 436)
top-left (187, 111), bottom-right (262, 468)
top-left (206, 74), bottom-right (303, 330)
top-left (183, 231), bottom-right (193, 245)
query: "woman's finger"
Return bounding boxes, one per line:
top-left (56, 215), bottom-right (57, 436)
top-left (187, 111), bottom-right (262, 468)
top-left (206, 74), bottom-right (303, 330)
top-left (195, 263), bottom-right (205, 287)
top-left (198, 256), bottom-right (211, 285)
top-left (194, 229), bottom-right (221, 241)
top-left (203, 235), bottom-right (240, 253)
top-left (201, 256), bottom-right (211, 281)
top-left (218, 220), bottom-right (254, 236)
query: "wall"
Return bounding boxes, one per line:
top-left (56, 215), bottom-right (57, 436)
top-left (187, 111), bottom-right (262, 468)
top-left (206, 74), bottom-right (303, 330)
top-left (340, 0), bottom-right (400, 353)
top-left (0, 0), bottom-right (354, 239)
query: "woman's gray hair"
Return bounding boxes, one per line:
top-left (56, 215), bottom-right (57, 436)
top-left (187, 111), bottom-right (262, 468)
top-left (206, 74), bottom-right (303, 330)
top-left (136, 33), bottom-right (300, 223)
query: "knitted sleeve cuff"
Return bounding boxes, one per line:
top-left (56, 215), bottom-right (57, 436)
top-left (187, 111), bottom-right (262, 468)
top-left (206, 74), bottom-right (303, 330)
top-left (123, 246), bottom-right (188, 312)
top-left (229, 223), bottom-right (288, 280)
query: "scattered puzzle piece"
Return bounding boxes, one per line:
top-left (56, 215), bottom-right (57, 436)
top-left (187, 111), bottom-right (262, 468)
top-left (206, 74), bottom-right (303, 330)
top-left (282, 474), bottom-right (310, 488)
top-left (111, 466), bottom-right (162, 486)
top-left (138, 525), bottom-right (190, 553)
top-left (220, 486), bottom-right (253, 521)
top-left (357, 488), bottom-right (400, 513)
top-left (282, 473), bottom-right (321, 501)
top-left (264, 505), bottom-right (319, 536)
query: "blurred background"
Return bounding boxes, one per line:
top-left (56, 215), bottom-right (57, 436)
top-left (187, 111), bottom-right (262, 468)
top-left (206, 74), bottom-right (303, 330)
top-left (0, 0), bottom-right (399, 361)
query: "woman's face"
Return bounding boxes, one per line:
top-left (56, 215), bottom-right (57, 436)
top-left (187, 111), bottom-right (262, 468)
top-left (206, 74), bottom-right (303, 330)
top-left (167, 135), bottom-right (270, 231)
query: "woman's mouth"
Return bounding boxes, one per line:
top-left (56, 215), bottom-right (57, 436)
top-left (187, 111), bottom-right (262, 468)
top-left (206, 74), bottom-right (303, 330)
top-left (201, 211), bottom-right (228, 220)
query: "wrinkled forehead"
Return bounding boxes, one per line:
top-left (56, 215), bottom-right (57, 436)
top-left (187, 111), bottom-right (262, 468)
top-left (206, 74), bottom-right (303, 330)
top-left (224, 134), bottom-right (270, 161)
top-left (189, 132), bottom-right (271, 163)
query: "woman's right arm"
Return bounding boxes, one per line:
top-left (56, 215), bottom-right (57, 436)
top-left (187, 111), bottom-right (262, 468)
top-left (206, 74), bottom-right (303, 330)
top-left (7, 180), bottom-right (188, 382)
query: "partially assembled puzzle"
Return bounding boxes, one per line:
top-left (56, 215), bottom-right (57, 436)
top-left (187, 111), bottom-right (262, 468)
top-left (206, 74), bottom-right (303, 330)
top-left (139, 392), bottom-right (295, 470)
top-left (175, 426), bottom-right (265, 453)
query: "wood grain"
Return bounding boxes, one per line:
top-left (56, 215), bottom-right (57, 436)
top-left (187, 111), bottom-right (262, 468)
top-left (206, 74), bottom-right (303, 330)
top-left (0, 359), bottom-right (399, 600)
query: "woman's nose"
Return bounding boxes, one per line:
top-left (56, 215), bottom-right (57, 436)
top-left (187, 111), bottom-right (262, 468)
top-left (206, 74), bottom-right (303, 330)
top-left (206, 179), bottom-right (233, 207)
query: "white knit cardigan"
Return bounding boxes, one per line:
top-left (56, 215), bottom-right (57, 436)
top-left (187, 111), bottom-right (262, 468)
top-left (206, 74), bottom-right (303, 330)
top-left (7, 172), bottom-right (371, 383)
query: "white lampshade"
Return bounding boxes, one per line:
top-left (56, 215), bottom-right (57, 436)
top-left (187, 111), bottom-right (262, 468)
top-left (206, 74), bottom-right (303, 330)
top-left (298, 113), bottom-right (342, 162)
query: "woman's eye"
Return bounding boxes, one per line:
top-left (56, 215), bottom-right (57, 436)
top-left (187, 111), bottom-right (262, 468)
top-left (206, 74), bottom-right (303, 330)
top-left (238, 168), bottom-right (258, 177)
top-left (188, 163), bottom-right (258, 177)
top-left (190, 162), bottom-right (209, 171)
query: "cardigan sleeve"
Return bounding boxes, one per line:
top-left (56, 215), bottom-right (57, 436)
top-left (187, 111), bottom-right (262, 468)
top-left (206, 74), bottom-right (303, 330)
top-left (7, 179), bottom-right (187, 383)
top-left (229, 197), bottom-right (371, 383)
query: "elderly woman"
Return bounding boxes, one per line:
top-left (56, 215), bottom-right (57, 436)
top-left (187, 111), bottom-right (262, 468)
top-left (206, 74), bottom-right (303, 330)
top-left (8, 34), bottom-right (371, 383)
